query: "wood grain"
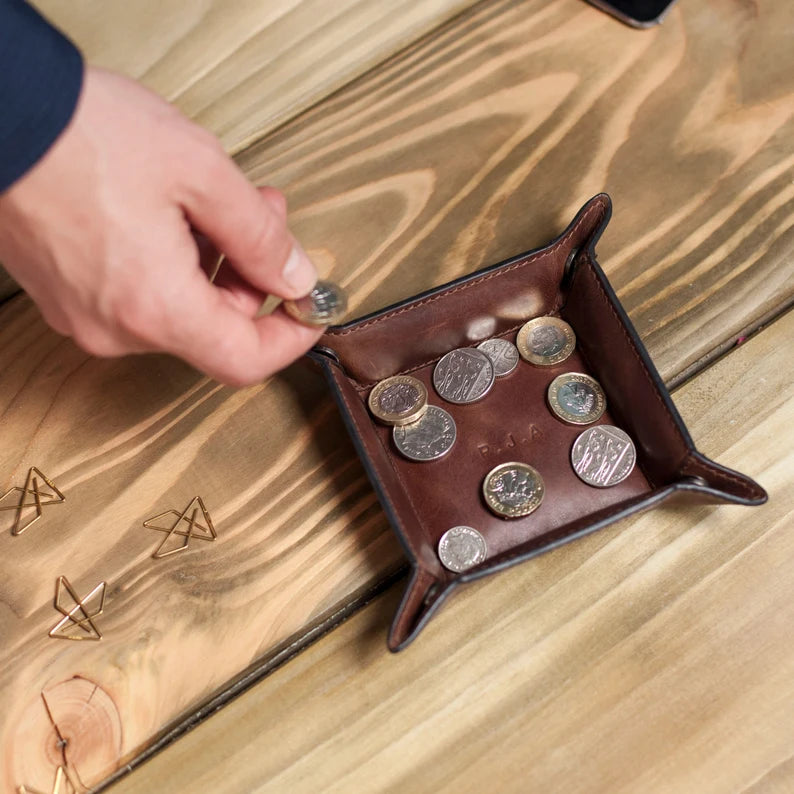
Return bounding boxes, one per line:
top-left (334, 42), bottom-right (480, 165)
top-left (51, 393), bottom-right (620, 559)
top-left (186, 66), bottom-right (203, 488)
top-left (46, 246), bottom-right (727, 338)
top-left (0, 0), bottom-right (478, 302)
top-left (31, 0), bottom-right (477, 155)
top-left (237, 0), bottom-right (794, 386)
top-left (1, 0), bottom-right (792, 789)
top-left (112, 307), bottom-right (794, 794)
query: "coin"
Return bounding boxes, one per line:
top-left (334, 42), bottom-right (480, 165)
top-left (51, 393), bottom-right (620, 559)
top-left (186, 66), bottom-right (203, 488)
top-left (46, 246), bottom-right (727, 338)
top-left (368, 375), bottom-right (428, 426)
top-left (437, 526), bottom-right (487, 573)
top-left (571, 425), bottom-right (636, 488)
top-left (283, 280), bottom-right (348, 326)
top-left (516, 316), bottom-right (576, 366)
top-left (547, 372), bottom-right (606, 425)
top-left (476, 338), bottom-right (519, 377)
top-left (482, 462), bottom-right (545, 518)
top-left (392, 405), bottom-right (456, 461)
top-left (432, 348), bottom-right (495, 404)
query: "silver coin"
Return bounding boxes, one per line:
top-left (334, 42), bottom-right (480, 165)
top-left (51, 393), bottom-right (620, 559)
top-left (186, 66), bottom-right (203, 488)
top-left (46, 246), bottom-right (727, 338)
top-left (392, 405), bottom-right (456, 461)
top-left (433, 348), bottom-right (495, 404)
top-left (437, 526), bottom-right (487, 573)
top-left (571, 425), bottom-right (636, 487)
top-left (283, 280), bottom-right (348, 326)
top-left (476, 338), bottom-right (519, 377)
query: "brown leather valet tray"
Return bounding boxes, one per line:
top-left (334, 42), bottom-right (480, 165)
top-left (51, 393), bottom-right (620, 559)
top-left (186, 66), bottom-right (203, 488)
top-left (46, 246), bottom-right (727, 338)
top-left (309, 194), bottom-right (767, 651)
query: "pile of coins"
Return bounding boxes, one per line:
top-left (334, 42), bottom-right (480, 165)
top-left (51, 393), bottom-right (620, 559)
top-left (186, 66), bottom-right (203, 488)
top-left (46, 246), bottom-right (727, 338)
top-left (365, 315), bottom-right (638, 574)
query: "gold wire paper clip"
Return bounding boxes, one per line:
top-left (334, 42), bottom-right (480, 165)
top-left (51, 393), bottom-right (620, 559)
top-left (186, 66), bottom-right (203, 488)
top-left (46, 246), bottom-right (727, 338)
top-left (48, 576), bottom-right (106, 641)
top-left (17, 765), bottom-right (76, 794)
top-left (143, 496), bottom-right (217, 559)
top-left (0, 467), bottom-right (65, 535)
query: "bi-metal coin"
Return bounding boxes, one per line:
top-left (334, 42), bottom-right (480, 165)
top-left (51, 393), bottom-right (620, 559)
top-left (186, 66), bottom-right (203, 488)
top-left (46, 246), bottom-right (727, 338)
top-left (433, 348), bottom-right (495, 404)
top-left (571, 425), bottom-right (636, 488)
top-left (437, 526), bottom-right (487, 573)
top-left (392, 405), bottom-right (456, 461)
top-left (476, 338), bottom-right (519, 377)
top-left (482, 462), bottom-right (545, 519)
top-left (283, 280), bottom-right (348, 326)
top-left (547, 372), bottom-right (606, 425)
top-left (368, 375), bottom-right (428, 426)
top-left (516, 316), bottom-right (576, 366)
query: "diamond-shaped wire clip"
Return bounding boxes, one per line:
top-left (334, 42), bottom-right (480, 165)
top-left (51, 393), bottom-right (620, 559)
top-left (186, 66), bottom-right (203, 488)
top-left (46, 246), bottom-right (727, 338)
top-left (0, 467), bottom-right (65, 535)
top-left (144, 496), bottom-right (217, 558)
top-left (48, 576), bottom-right (106, 641)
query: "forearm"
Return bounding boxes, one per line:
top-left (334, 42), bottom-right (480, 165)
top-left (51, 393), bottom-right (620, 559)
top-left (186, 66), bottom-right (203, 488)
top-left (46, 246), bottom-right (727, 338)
top-left (0, 0), bottom-right (83, 191)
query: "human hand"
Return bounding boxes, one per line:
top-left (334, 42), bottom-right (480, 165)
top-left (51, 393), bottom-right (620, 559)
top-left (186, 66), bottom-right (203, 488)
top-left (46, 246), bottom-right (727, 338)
top-left (0, 66), bottom-right (324, 385)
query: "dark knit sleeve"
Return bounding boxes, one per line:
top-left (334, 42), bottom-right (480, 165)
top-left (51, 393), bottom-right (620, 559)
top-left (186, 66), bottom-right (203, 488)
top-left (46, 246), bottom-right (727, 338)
top-left (0, 0), bottom-right (84, 192)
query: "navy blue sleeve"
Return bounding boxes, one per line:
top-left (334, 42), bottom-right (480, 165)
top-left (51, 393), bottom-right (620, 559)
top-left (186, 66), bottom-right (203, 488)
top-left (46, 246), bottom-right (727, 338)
top-left (0, 0), bottom-right (83, 192)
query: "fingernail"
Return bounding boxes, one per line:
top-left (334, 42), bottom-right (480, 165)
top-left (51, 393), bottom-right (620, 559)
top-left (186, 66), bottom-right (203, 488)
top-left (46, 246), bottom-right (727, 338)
top-left (282, 243), bottom-right (318, 296)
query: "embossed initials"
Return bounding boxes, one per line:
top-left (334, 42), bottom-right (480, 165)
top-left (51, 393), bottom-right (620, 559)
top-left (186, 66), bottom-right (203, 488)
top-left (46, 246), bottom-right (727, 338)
top-left (478, 425), bottom-right (542, 457)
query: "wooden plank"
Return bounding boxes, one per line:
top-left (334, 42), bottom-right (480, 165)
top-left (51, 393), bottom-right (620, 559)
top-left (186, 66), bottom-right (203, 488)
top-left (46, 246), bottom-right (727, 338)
top-left (0, 294), bottom-right (404, 792)
top-left (237, 0), bottom-right (794, 386)
top-left (0, 0), bottom-right (479, 302)
top-left (31, 0), bottom-right (478, 154)
top-left (2, 0), bottom-right (793, 789)
top-left (112, 307), bottom-right (794, 794)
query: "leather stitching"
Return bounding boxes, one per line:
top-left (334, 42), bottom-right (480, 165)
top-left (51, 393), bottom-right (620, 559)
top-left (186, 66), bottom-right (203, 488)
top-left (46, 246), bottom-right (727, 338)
top-left (351, 320), bottom-right (529, 392)
top-left (575, 261), bottom-right (762, 500)
top-left (678, 453), bottom-right (764, 498)
top-left (327, 363), bottom-right (434, 564)
top-left (327, 200), bottom-right (606, 340)
top-left (471, 492), bottom-right (661, 571)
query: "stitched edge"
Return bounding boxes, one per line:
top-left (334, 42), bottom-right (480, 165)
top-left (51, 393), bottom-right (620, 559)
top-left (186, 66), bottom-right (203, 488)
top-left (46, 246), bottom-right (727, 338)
top-left (573, 259), bottom-right (691, 451)
top-left (468, 490), bottom-right (665, 570)
top-left (327, 363), bottom-right (439, 569)
top-left (327, 199), bottom-right (606, 341)
top-left (575, 260), bottom-right (763, 500)
top-left (351, 318), bottom-right (530, 393)
top-left (679, 453), bottom-right (765, 499)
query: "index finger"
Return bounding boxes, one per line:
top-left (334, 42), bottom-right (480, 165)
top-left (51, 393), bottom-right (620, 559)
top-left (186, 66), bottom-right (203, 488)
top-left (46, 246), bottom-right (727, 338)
top-left (162, 268), bottom-right (324, 385)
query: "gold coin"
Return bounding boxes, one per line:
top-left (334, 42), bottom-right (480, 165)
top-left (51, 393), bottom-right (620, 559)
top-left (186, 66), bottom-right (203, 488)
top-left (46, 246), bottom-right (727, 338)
top-left (547, 372), bottom-right (606, 425)
top-left (283, 280), bottom-right (348, 326)
top-left (368, 375), bottom-right (428, 426)
top-left (482, 462), bottom-right (544, 518)
top-left (516, 316), bottom-right (576, 366)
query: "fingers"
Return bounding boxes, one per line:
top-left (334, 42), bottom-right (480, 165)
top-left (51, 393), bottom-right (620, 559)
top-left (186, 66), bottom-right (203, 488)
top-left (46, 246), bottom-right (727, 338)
top-left (158, 266), bottom-right (324, 386)
top-left (213, 262), bottom-right (266, 317)
top-left (177, 137), bottom-right (316, 300)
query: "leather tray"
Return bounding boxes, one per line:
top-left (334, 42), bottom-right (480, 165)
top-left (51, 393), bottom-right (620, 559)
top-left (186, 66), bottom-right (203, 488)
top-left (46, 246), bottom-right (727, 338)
top-left (309, 194), bottom-right (767, 651)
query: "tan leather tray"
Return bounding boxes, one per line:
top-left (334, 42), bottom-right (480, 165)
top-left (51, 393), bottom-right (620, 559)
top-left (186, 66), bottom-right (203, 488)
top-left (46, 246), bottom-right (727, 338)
top-left (309, 194), bottom-right (766, 651)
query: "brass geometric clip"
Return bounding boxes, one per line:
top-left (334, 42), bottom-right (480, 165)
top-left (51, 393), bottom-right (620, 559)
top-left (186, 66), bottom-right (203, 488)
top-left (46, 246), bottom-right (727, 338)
top-left (48, 576), bottom-right (106, 641)
top-left (143, 496), bottom-right (217, 559)
top-left (17, 764), bottom-right (76, 794)
top-left (0, 467), bottom-right (65, 536)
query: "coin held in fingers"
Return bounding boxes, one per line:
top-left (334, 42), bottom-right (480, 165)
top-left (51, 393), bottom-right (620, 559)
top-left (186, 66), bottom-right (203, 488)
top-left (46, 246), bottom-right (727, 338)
top-left (368, 375), bottom-right (428, 426)
top-left (283, 280), bottom-right (348, 326)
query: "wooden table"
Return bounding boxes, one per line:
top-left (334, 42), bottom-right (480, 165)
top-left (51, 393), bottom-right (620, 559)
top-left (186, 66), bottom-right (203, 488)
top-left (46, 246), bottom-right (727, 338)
top-left (2, 0), bottom-right (793, 791)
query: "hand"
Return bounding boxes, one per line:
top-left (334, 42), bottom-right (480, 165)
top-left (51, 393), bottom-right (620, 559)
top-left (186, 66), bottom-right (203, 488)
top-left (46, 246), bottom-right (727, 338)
top-left (0, 66), bottom-right (323, 385)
